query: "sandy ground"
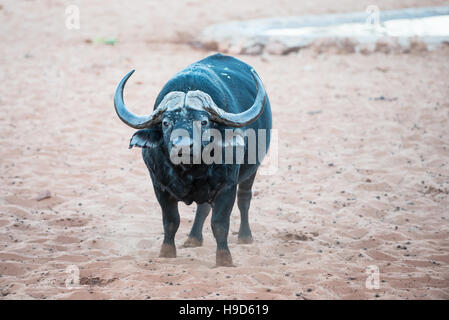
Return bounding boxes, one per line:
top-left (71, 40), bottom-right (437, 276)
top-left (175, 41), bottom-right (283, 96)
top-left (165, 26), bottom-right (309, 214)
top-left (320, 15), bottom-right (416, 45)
top-left (1, 0), bottom-right (449, 299)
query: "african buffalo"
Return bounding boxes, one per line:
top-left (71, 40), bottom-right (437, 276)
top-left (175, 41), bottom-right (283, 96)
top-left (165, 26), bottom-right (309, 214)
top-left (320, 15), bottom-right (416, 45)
top-left (114, 53), bottom-right (272, 266)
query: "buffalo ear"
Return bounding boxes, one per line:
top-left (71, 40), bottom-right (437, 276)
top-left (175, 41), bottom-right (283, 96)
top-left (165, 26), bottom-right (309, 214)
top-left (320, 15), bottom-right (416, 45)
top-left (129, 129), bottom-right (162, 149)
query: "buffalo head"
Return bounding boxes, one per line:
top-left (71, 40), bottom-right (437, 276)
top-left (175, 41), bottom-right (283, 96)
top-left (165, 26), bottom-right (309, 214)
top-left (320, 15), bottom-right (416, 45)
top-left (114, 70), bottom-right (266, 164)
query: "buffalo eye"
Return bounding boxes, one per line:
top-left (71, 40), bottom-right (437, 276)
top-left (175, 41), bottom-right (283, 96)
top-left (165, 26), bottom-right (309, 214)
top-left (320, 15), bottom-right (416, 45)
top-left (162, 120), bottom-right (170, 128)
top-left (201, 119), bottom-right (208, 126)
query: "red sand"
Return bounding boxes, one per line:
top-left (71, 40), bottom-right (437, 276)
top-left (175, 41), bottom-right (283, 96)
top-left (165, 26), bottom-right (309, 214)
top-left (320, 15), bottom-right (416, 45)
top-left (0, 0), bottom-right (448, 299)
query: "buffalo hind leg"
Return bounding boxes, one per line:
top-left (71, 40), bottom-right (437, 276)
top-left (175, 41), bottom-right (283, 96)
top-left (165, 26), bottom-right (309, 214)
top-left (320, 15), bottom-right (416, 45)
top-left (237, 172), bottom-right (256, 244)
top-left (184, 203), bottom-right (211, 247)
top-left (211, 185), bottom-right (237, 267)
top-left (155, 189), bottom-right (180, 258)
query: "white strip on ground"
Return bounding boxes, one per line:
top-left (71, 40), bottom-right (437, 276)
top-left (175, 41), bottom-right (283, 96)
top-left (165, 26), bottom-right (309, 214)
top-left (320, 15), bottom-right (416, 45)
top-left (265, 15), bottom-right (449, 40)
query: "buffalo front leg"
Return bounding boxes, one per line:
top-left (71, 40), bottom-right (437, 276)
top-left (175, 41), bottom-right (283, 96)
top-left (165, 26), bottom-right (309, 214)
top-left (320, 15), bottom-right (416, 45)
top-left (237, 172), bottom-right (256, 244)
top-left (155, 190), bottom-right (180, 258)
top-left (211, 185), bottom-right (237, 267)
top-left (184, 203), bottom-right (211, 247)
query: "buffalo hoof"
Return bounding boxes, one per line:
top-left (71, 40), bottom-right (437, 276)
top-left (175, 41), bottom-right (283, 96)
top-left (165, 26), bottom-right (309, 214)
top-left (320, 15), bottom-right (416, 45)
top-left (183, 237), bottom-right (203, 248)
top-left (237, 236), bottom-right (253, 244)
top-left (159, 243), bottom-right (176, 258)
top-left (216, 250), bottom-right (234, 267)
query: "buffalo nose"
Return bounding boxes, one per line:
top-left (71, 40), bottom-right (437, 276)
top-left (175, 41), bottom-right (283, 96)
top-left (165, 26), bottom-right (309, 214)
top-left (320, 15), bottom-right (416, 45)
top-left (171, 136), bottom-right (193, 149)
